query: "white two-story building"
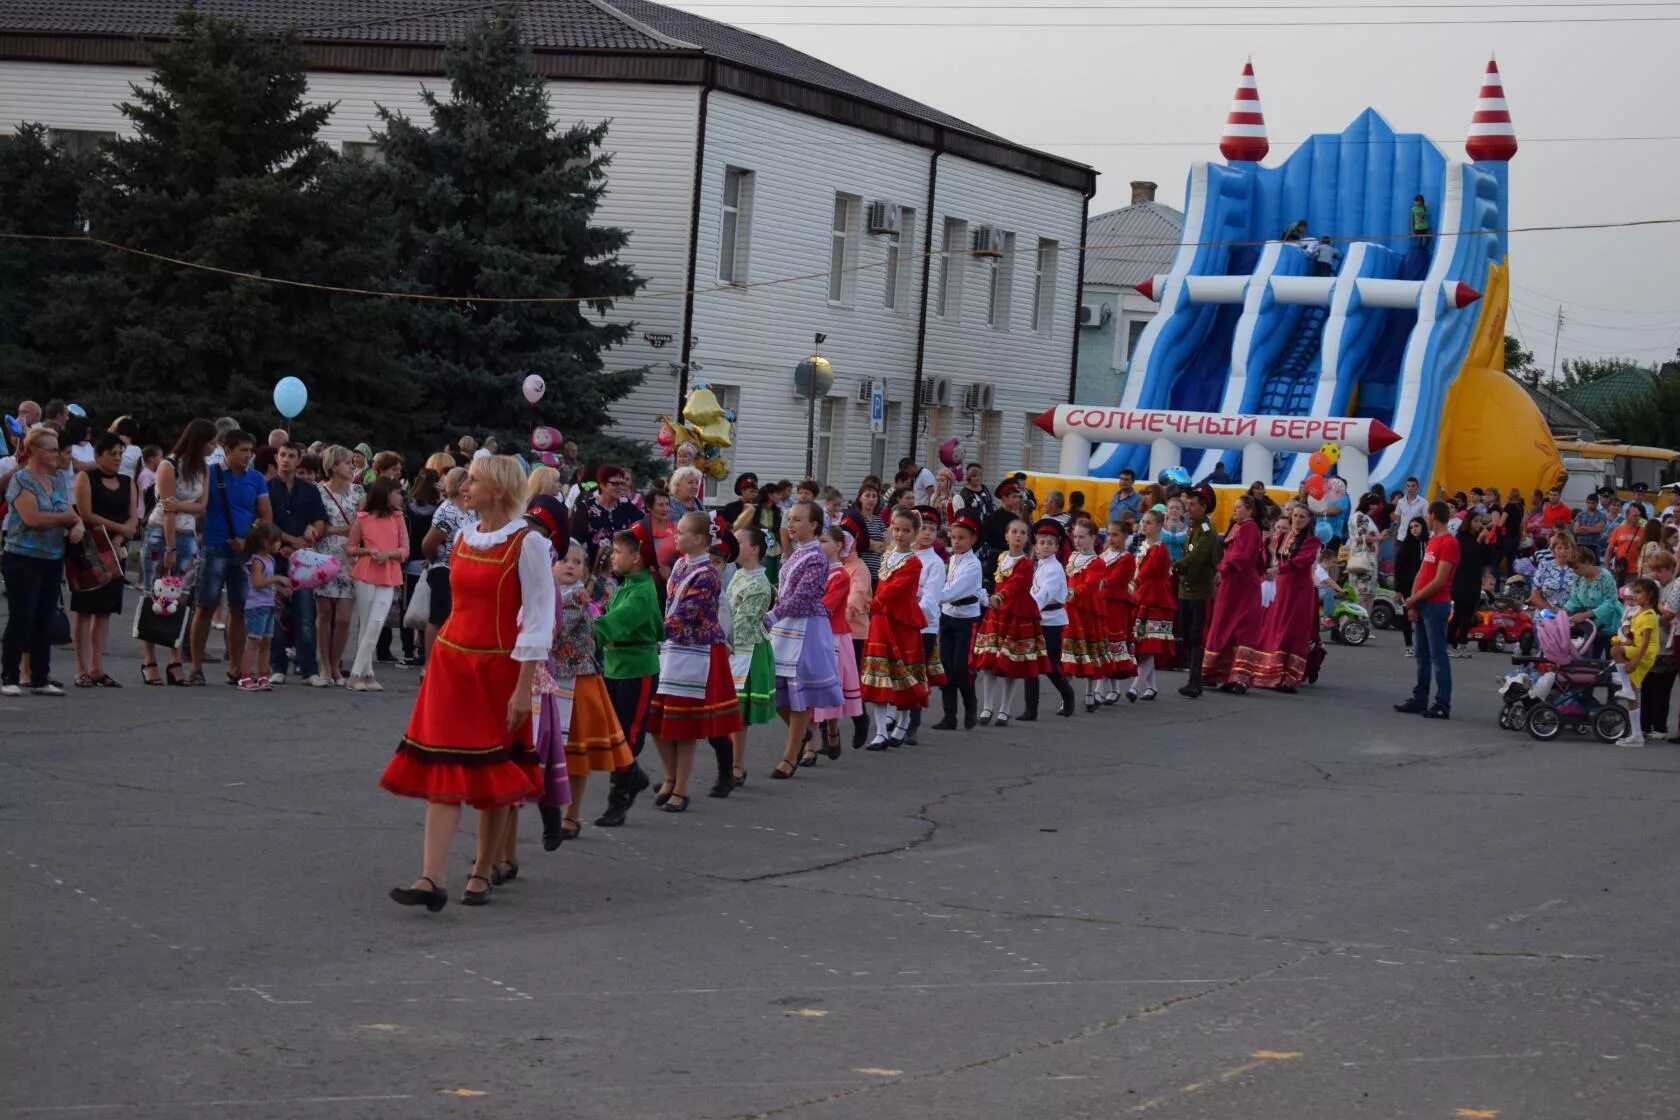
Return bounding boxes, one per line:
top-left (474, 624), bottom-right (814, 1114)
top-left (0, 0), bottom-right (1096, 489)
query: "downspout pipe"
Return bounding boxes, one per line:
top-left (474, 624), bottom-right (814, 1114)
top-left (1066, 189), bottom-right (1092, 404)
top-left (677, 63), bottom-right (714, 408)
top-left (909, 142), bottom-right (943, 460)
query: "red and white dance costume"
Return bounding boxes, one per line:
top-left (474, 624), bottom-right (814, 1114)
top-left (970, 551), bottom-right (1048, 724)
top-left (810, 551), bottom-right (864, 724)
top-left (1127, 538), bottom-right (1178, 700)
top-left (905, 517), bottom-right (947, 739)
top-left (380, 522), bottom-right (554, 808)
top-left (647, 554), bottom-right (744, 742)
top-left (1063, 549), bottom-right (1111, 705)
top-left (1098, 541), bottom-right (1139, 701)
top-left (859, 547), bottom-right (929, 747)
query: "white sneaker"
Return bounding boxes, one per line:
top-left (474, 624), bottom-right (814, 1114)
top-left (1617, 733), bottom-right (1645, 748)
top-left (267, 672), bottom-right (285, 686)
top-left (306, 674), bottom-right (328, 688)
top-left (1, 683), bottom-right (21, 697)
top-left (32, 684), bottom-right (65, 697)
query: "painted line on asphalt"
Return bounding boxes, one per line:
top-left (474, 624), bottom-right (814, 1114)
top-left (1130, 1049), bottom-right (1303, 1113)
top-left (4, 849), bottom-right (205, 955)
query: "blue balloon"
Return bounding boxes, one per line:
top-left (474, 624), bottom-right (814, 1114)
top-left (67, 403), bottom-right (86, 418)
top-left (1314, 518), bottom-right (1334, 545)
top-left (272, 376), bottom-right (308, 419)
top-left (1157, 466), bottom-right (1191, 488)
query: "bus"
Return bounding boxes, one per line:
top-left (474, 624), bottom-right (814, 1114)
top-left (1554, 440), bottom-right (1679, 508)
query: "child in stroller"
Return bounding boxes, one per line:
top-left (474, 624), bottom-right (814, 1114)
top-left (1519, 611), bottom-right (1631, 743)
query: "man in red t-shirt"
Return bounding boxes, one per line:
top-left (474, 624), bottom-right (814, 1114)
top-left (1395, 500), bottom-right (1459, 719)
top-left (1536, 487), bottom-right (1572, 544)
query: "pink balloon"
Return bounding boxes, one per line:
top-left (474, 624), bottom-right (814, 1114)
top-left (521, 374), bottom-right (546, 404)
top-left (938, 438), bottom-right (964, 469)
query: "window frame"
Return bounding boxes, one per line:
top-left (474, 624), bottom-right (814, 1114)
top-left (719, 166), bottom-right (753, 286)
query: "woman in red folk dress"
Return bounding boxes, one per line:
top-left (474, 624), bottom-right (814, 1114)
top-left (1127, 509), bottom-right (1178, 702)
top-left (1098, 518), bottom-right (1139, 704)
top-left (1063, 519), bottom-right (1111, 711)
top-left (1202, 495), bottom-right (1268, 694)
top-left (1240, 503), bottom-right (1323, 692)
top-left (383, 456), bottom-right (554, 912)
top-left (970, 517), bottom-right (1047, 727)
top-left (859, 509), bottom-right (928, 750)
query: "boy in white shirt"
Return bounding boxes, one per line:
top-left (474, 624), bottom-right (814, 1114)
top-left (933, 512), bottom-right (984, 730)
top-left (1024, 519), bottom-right (1077, 720)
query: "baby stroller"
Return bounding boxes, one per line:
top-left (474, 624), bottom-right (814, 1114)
top-left (1523, 612), bottom-right (1629, 743)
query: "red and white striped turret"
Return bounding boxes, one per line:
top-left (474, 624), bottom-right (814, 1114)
top-left (1220, 57), bottom-right (1269, 163)
top-left (1466, 55), bottom-right (1518, 162)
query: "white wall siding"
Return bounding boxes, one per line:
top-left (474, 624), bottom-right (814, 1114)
top-left (0, 61), bottom-right (698, 449)
top-left (690, 91), bottom-right (932, 491)
top-left (925, 154), bottom-right (1085, 480)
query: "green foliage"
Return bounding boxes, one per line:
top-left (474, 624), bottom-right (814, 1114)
top-left (34, 12), bottom-right (402, 447)
top-left (1503, 334), bottom-right (1541, 387)
top-left (1551, 356), bottom-right (1639, 392)
top-left (372, 4), bottom-right (647, 462)
top-left (0, 124), bottom-right (99, 391)
top-left (1599, 378), bottom-right (1680, 449)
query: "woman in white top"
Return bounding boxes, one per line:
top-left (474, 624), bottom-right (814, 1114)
top-left (109, 416), bottom-right (144, 479)
top-left (137, 419), bottom-right (215, 685)
top-left (315, 445), bottom-right (365, 686)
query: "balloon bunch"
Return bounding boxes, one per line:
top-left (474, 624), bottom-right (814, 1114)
top-left (658, 384), bottom-right (736, 480)
top-left (1304, 443), bottom-right (1347, 545)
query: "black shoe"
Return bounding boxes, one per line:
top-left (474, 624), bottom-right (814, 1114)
top-left (865, 737), bottom-right (890, 752)
top-left (594, 770), bottom-right (637, 828)
top-left (1275, 684), bottom-right (1298, 695)
top-left (903, 732), bottom-right (919, 745)
top-left (1058, 702), bottom-right (1074, 718)
top-left (389, 877), bottom-right (448, 913)
top-left (1018, 711), bottom-right (1039, 722)
top-left (771, 760), bottom-right (799, 777)
top-left (661, 794), bottom-right (690, 812)
top-left (708, 773), bottom-right (734, 798)
top-left (888, 733), bottom-right (908, 748)
top-left (1229, 683), bottom-right (1248, 696)
top-left (539, 805), bottom-right (564, 851)
top-left (1177, 685), bottom-right (1202, 699)
top-left (1393, 699), bottom-right (1428, 714)
top-left (460, 874), bottom-right (491, 906)
top-left (1422, 704), bottom-right (1451, 720)
top-left (963, 711), bottom-right (978, 730)
top-left (852, 717), bottom-right (870, 750)
top-left (1085, 701), bottom-right (1099, 714)
top-left (932, 716), bottom-right (958, 730)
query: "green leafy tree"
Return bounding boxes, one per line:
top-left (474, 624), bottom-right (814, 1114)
top-left (1548, 356), bottom-right (1639, 393)
top-left (372, 4), bottom-right (647, 463)
top-left (1503, 334), bottom-right (1541, 387)
top-left (1600, 378), bottom-right (1680, 449)
top-left (37, 13), bottom-right (401, 446)
top-left (0, 124), bottom-right (98, 393)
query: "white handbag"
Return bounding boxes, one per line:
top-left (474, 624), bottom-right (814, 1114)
top-left (402, 573), bottom-right (432, 629)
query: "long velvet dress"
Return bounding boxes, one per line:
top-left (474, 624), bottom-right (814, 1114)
top-left (1200, 519), bottom-right (1266, 687)
top-left (1246, 532), bottom-right (1322, 689)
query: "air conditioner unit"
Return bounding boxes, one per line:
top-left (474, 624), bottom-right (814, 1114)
top-left (856, 378), bottom-right (876, 404)
top-left (977, 382), bottom-right (996, 410)
top-left (919, 376), bottom-right (952, 408)
top-left (866, 200), bottom-right (901, 235)
top-left (971, 226), bottom-right (1004, 257)
top-left (961, 382), bottom-right (996, 412)
top-left (1078, 302), bottom-right (1112, 328)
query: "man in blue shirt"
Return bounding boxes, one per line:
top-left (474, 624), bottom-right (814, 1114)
top-left (267, 442), bottom-right (326, 685)
top-left (1571, 492), bottom-right (1608, 555)
top-left (190, 429), bottom-right (273, 684)
top-left (1107, 468), bottom-right (1142, 525)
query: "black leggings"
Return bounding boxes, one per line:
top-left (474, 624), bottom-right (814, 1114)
top-left (1448, 590), bottom-right (1480, 648)
top-left (1642, 664), bottom-right (1676, 734)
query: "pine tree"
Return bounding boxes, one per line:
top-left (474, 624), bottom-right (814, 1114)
top-left (0, 124), bottom-right (97, 393)
top-left (37, 13), bottom-right (401, 446)
top-left (373, 4), bottom-right (646, 460)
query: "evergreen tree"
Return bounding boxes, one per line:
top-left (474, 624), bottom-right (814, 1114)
top-left (0, 124), bottom-right (97, 393)
top-left (373, 4), bottom-right (646, 460)
top-left (37, 13), bottom-right (401, 445)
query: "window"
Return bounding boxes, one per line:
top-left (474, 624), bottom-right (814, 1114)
top-left (815, 397), bottom-right (843, 485)
top-left (883, 228), bottom-right (900, 311)
top-left (719, 167), bottom-right (753, 285)
top-left (341, 141), bottom-right (383, 163)
top-left (829, 194), bottom-right (859, 305)
top-left (1030, 239), bottom-right (1058, 332)
top-left (937, 217), bottom-right (966, 319)
top-left (986, 232), bottom-right (1016, 330)
top-left (883, 207), bottom-right (917, 313)
top-left (1123, 318), bottom-right (1150, 369)
top-left (47, 129), bottom-right (115, 158)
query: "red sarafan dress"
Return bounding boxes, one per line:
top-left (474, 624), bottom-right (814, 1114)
top-left (970, 552), bottom-right (1049, 678)
top-left (1129, 540), bottom-right (1178, 657)
top-left (1100, 546), bottom-right (1139, 679)
top-left (1061, 551), bottom-right (1110, 679)
top-left (860, 548), bottom-right (929, 707)
top-left (380, 523), bottom-right (546, 809)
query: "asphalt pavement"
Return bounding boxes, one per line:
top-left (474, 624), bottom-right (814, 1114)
top-left (3, 621), bottom-right (1678, 1120)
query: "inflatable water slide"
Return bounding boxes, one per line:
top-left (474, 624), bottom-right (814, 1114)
top-left (1037, 58), bottom-right (1564, 501)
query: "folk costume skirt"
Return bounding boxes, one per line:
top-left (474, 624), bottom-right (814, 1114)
top-left (648, 643), bottom-right (743, 741)
top-left (731, 642), bottom-right (777, 725)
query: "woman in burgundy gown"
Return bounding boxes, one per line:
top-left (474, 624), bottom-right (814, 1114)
top-left (1201, 495), bottom-right (1266, 693)
top-left (1246, 504), bottom-right (1322, 692)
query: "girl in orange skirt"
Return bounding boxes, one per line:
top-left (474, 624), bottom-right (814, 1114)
top-left (383, 455), bottom-right (552, 911)
top-left (648, 512), bottom-right (743, 813)
top-left (1098, 518), bottom-right (1139, 704)
top-left (971, 518), bottom-right (1047, 727)
top-left (1128, 509), bottom-right (1178, 702)
top-left (1063, 519), bottom-right (1111, 711)
top-left (859, 508), bottom-right (928, 749)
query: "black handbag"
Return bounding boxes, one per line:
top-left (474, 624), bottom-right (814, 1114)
top-left (133, 594), bottom-right (191, 649)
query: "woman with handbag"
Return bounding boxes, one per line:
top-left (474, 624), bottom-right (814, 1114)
top-left (3, 427), bottom-right (84, 697)
top-left (140, 419), bottom-right (214, 686)
top-left (70, 433), bottom-right (138, 688)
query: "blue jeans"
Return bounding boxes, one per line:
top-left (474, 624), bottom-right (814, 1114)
top-left (271, 585), bottom-right (317, 677)
top-left (196, 545), bottom-right (250, 611)
top-left (1412, 600), bottom-right (1452, 709)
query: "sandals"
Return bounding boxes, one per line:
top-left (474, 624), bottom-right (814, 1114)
top-left (770, 760), bottom-right (799, 778)
top-left (166, 664), bottom-right (186, 687)
top-left (186, 670), bottom-right (207, 687)
top-left (225, 671), bottom-right (241, 687)
top-left (140, 662), bottom-right (163, 687)
top-left (93, 673), bottom-right (121, 689)
top-left (797, 750), bottom-right (819, 768)
top-left (74, 674), bottom-right (95, 689)
top-left (822, 730), bottom-right (842, 760)
top-left (560, 818), bottom-right (582, 842)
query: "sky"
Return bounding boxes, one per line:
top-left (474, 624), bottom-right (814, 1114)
top-left (667, 0), bottom-right (1680, 374)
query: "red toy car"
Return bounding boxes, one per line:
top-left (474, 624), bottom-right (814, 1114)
top-left (1470, 599), bottom-right (1534, 654)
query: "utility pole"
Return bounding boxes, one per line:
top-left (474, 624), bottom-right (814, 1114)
top-left (1548, 304), bottom-right (1564, 388)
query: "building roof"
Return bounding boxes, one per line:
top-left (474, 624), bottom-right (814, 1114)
top-left (1083, 200), bottom-right (1184, 289)
top-left (1558, 365), bottom-right (1656, 426)
top-left (0, 0), bottom-right (1091, 185)
top-left (1519, 378), bottom-right (1601, 440)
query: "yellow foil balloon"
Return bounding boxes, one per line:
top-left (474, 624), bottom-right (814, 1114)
top-left (682, 387), bottom-right (734, 448)
top-left (1318, 442), bottom-right (1342, 465)
top-left (704, 454), bottom-right (730, 480)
